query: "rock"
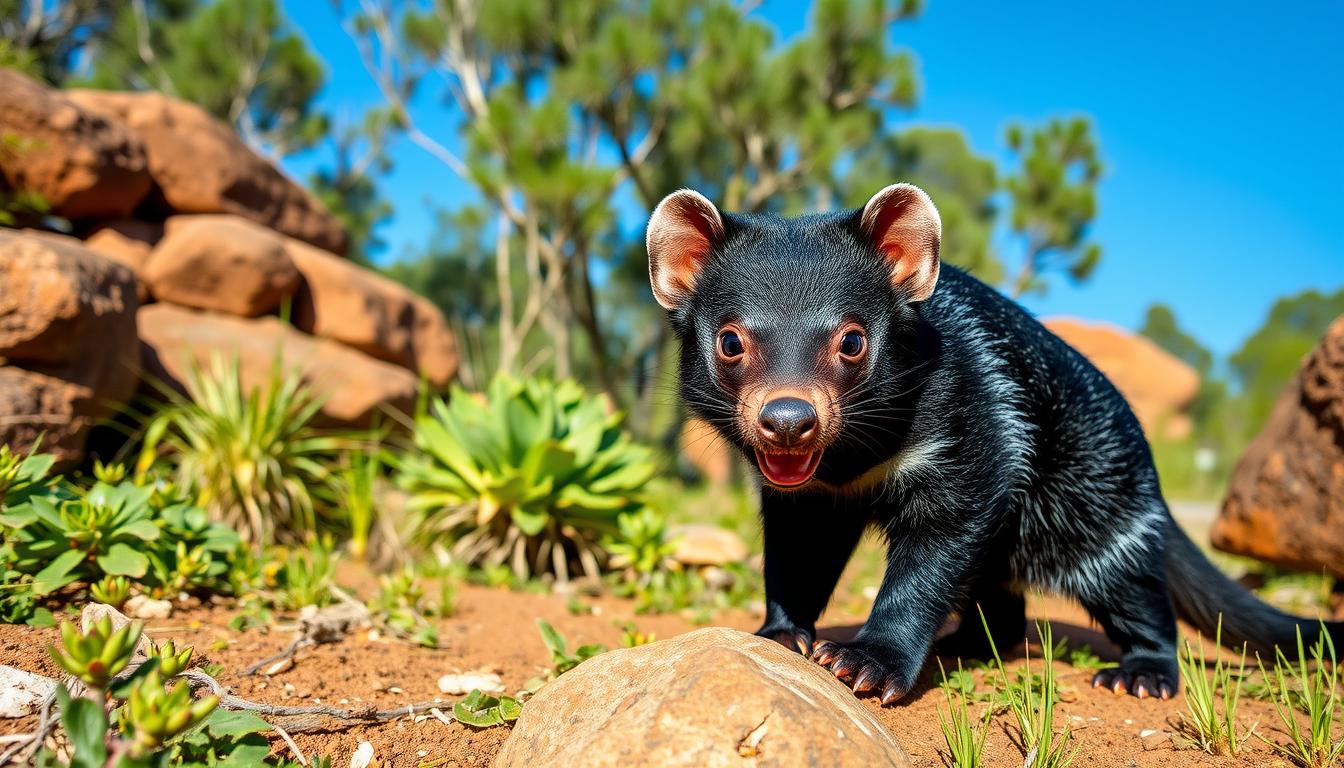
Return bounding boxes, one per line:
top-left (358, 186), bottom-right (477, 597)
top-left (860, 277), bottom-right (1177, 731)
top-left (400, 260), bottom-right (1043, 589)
top-left (349, 741), bottom-right (375, 768)
top-left (124, 594), bottom-right (173, 620)
top-left (0, 70), bottom-right (152, 219)
top-left (0, 229), bottom-right (140, 368)
top-left (437, 671), bottom-right (505, 696)
top-left (680, 418), bottom-right (735, 486)
top-left (0, 231), bottom-right (140, 464)
top-left (67, 89), bottom-right (348, 254)
top-left (144, 215), bottom-right (300, 316)
top-left (81, 220), bottom-right (161, 302)
top-left (670, 524), bottom-right (748, 567)
top-left (494, 627), bottom-right (911, 768)
top-left (1212, 315), bottom-right (1344, 577)
top-left (139, 304), bottom-right (418, 428)
top-left (0, 665), bottom-right (57, 718)
top-left (287, 238), bottom-right (457, 386)
top-left (81, 603), bottom-right (154, 659)
top-left (1044, 317), bottom-right (1201, 440)
top-left (0, 366), bottom-right (98, 465)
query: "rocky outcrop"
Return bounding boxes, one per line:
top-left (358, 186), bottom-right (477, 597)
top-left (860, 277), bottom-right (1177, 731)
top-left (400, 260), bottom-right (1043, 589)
top-left (0, 230), bottom-right (140, 464)
top-left (1212, 315), bottom-right (1344, 577)
top-left (0, 71), bottom-right (459, 465)
top-left (139, 304), bottom-right (418, 427)
top-left (1044, 317), bottom-right (1200, 440)
top-left (494, 627), bottom-right (911, 768)
top-left (287, 239), bottom-right (457, 386)
top-left (66, 89), bottom-right (347, 255)
top-left (144, 215), bottom-right (300, 317)
top-left (0, 70), bottom-right (153, 221)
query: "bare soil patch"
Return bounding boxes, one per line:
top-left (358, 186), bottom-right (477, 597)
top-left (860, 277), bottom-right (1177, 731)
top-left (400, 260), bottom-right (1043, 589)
top-left (1, 573), bottom-right (1335, 768)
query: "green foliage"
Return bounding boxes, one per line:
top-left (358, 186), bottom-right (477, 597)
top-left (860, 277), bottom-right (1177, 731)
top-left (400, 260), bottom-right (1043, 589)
top-left (982, 615), bottom-right (1077, 768)
top-left (148, 639), bottom-right (195, 678)
top-left (1176, 620), bottom-right (1252, 755)
top-left (273, 538), bottom-right (338, 611)
top-left (1257, 625), bottom-right (1344, 768)
top-left (138, 356), bottom-right (352, 546)
top-left (937, 660), bottom-right (991, 768)
top-left (0, 441), bottom-right (57, 508)
top-left (371, 567), bottom-right (452, 648)
top-left (49, 616), bottom-right (143, 690)
top-left (617, 620), bottom-right (655, 648)
top-left (38, 618), bottom-right (297, 767)
top-left (452, 689), bottom-right (522, 728)
top-left (603, 507), bottom-right (676, 583)
top-left (399, 376), bottom-right (657, 582)
top-left (331, 449), bottom-right (383, 561)
top-left (537, 618), bottom-right (605, 676)
top-left (1003, 117), bottom-right (1104, 297)
top-left (90, 576), bottom-right (132, 610)
top-left (0, 464), bottom-right (240, 601)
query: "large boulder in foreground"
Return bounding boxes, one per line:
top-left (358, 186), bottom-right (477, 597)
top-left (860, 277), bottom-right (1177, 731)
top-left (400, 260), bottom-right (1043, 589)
top-left (1212, 315), bottom-right (1344, 578)
top-left (138, 304), bottom-right (417, 427)
top-left (0, 230), bottom-right (141, 464)
top-left (66, 89), bottom-right (347, 255)
top-left (494, 627), bottom-right (911, 768)
top-left (1044, 317), bottom-right (1200, 440)
top-left (144, 215), bottom-right (300, 317)
top-left (287, 238), bottom-right (457, 386)
top-left (0, 69), bottom-right (152, 220)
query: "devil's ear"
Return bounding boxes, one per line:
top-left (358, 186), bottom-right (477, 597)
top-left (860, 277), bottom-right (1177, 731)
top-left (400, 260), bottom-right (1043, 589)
top-left (646, 189), bottom-right (725, 311)
top-left (859, 183), bottom-right (942, 302)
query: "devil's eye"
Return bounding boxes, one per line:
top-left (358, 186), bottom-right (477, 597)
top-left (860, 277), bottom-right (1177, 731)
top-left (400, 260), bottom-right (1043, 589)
top-left (839, 329), bottom-right (866, 359)
top-left (718, 330), bottom-right (744, 359)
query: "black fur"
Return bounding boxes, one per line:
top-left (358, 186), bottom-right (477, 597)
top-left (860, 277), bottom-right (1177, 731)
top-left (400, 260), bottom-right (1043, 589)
top-left (659, 203), bottom-right (1343, 704)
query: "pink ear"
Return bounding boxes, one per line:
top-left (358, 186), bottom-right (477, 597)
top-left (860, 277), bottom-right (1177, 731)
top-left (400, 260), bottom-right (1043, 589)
top-left (859, 183), bottom-right (942, 302)
top-left (646, 189), bottom-right (725, 310)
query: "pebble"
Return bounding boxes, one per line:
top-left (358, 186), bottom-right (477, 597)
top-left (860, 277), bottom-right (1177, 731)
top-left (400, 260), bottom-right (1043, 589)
top-left (125, 595), bottom-right (173, 620)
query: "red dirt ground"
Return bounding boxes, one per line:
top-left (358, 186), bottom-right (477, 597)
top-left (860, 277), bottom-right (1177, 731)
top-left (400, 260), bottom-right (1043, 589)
top-left (3, 576), bottom-right (1339, 768)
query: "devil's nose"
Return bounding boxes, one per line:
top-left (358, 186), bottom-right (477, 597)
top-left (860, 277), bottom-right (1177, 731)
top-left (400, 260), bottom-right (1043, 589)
top-left (757, 397), bottom-right (818, 445)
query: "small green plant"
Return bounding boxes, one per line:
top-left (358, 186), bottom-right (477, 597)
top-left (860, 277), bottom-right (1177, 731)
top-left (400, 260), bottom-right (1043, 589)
top-left (274, 538), bottom-right (338, 610)
top-left (40, 617), bottom-right (317, 767)
top-left (138, 356), bottom-right (353, 545)
top-left (452, 689), bottom-right (522, 727)
top-left (332, 449), bottom-right (383, 560)
top-left (90, 575), bottom-right (133, 609)
top-left (148, 639), bottom-right (195, 677)
top-left (1258, 625), bottom-right (1344, 768)
top-left (537, 618), bottom-right (605, 675)
top-left (0, 443), bottom-right (58, 508)
top-left (398, 376), bottom-right (657, 582)
top-left (937, 660), bottom-right (991, 768)
top-left (49, 616), bottom-right (144, 690)
top-left (371, 567), bottom-right (447, 647)
top-left (617, 620), bottom-right (655, 647)
top-left (982, 614), bottom-right (1077, 768)
top-left (1177, 619), bottom-right (1252, 755)
top-left (117, 668), bottom-right (220, 757)
top-left (1064, 643), bottom-right (1110, 672)
top-left (5, 480), bottom-right (162, 595)
top-left (604, 507), bottom-right (676, 586)
top-left (0, 472), bottom-right (241, 599)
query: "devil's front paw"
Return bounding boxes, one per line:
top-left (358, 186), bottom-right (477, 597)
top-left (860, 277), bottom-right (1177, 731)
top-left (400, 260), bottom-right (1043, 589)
top-left (811, 639), bottom-right (917, 705)
top-left (1091, 655), bottom-right (1177, 700)
top-left (755, 621), bottom-right (815, 656)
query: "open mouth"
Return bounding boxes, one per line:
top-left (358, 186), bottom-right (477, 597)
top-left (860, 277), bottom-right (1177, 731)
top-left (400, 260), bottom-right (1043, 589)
top-left (754, 450), bottom-right (821, 487)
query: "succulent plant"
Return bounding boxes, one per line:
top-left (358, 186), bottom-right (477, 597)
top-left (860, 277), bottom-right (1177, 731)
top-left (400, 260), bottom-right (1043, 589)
top-left (398, 376), bottom-right (658, 581)
top-left (48, 616), bottom-right (142, 690)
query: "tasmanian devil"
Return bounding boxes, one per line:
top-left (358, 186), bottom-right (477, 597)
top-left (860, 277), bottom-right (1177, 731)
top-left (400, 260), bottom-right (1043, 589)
top-left (645, 182), bottom-right (1343, 704)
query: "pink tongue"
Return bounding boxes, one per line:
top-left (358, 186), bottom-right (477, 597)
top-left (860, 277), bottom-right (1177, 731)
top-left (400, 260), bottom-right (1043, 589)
top-left (760, 452), bottom-right (815, 485)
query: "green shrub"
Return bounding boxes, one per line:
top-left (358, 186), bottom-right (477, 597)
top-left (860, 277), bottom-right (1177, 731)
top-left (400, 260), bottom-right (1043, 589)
top-left (39, 617), bottom-right (310, 767)
top-left (138, 356), bottom-right (353, 545)
top-left (0, 471), bottom-right (240, 600)
top-left (332, 449), bottom-right (383, 560)
top-left (398, 376), bottom-right (657, 581)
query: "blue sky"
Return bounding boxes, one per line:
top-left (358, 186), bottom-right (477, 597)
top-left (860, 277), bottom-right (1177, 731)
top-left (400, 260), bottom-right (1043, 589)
top-left (280, 0), bottom-right (1343, 357)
